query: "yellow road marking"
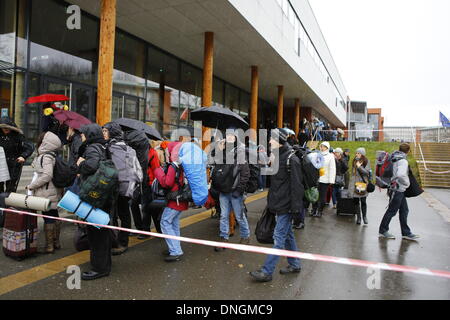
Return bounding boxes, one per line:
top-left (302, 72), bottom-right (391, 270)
top-left (0, 191), bottom-right (267, 296)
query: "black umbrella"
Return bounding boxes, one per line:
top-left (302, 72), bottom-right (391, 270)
top-left (190, 105), bottom-right (249, 130)
top-left (113, 118), bottom-right (163, 141)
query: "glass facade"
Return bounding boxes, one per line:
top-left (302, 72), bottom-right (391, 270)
top-left (3, 0), bottom-right (276, 141)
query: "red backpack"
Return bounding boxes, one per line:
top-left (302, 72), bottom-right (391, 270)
top-left (375, 151), bottom-right (393, 188)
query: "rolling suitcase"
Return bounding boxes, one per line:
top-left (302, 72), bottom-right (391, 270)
top-left (337, 190), bottom-right (356, 216)
top-left (2, 209), bottom-right (38, 260)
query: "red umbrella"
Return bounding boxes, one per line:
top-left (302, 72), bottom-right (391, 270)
top-left (25, 94), bottom-right (70, 104)
top-left (53, 110), bottom-right (91, 130)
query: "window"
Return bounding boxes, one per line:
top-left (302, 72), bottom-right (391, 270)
top-left (29, 0), bottom-right (99, 85)
top-left (0, 0), bottom-right (17, 68)
top-left (225, 84), bottom-right (240, 112)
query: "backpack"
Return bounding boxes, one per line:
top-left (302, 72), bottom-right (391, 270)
top-left (40, 152), bottom-right (78, 188)
top-left (375, 151), bottom-right (393, 188)
top-left (108, 142), bottom-right (143, 198)
top-left (166, 163), bottom-right (193, 204)
top-left (245, 146), bottom-right (261, 194)
top-left (79, 145), bottom-right (119, 209)
top-left (211, 164), bottom-right (236, 193)
top-left (149, 163), bottom-right (170, 208)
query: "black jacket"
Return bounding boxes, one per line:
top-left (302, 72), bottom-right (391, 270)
top-left (67, 132), bottom-right (83, 166)
top-left (267, 145), bottom-right (304, 215)
top-left (0, 118), bottom-right (34, 180)
top-left (123, 130), bottom-right (149, 186)
top-left (212, 143), bottom-right (250, 195)
top-left (336, 157), bottom-right (349, 176)
top-left (78, 124), bottom-right (107, 182)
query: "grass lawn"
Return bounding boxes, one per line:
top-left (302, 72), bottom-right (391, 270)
top-left (307, 141), bottom-right (421, 186)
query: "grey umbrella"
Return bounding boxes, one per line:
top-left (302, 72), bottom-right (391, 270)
top-left (113, 118), bottom-right (163, 140)
top-left (190, 105), bottom-right (249, 130)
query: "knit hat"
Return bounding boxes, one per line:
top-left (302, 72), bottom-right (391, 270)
top-left (334, 148), bottom-right (343, 154)
top-left (271, 128), bottom-right (289, 145)
top-left (320, 141), bottom-right (330, 150)
top-left (356, 147), bottom-right (366, 156)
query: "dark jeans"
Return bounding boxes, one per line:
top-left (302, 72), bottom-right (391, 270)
top-left (332, 185), bottom-right (341, 205)
top-left (0, 179), bottom-right (19, 193)
top-left (87, 225), bottom-right (112, 274)
top-left (130, 195), bottom-right (143, 231)
top-left (353, 197), bottom-right (367, 217)
top-left (43, 209), bottom-right (59, 224)
top-left (313, 183), bottom-right (331, 213)
top-left (379, 191), bottom-right (412, 236)
top-left (142, 204), bottom-right (163, 233)
top-left (114, 195), bottom-right (131, 247)
top-left (258, 173), bottom-right (266, 190)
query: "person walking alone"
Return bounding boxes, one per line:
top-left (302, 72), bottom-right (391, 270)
top-left (378, 144), bottom-right (419, 240)
top-left (250, 128), bottom-right (304, 282)
top-left (348, 148), bottom-right (371, 225)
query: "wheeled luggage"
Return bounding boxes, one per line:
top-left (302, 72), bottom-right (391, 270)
top-left (336, 190), bottom-right (356, 216)
top-left (2, 209), bottom-right (38, 260)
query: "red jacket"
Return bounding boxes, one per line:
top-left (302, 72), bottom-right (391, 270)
top-left (154, 165), bottom-right (189, 212)
top-left (147, 148), bottom-right (161, 185)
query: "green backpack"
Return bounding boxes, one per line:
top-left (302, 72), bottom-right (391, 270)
top-left (305, 187), bottom-right (319, 204)
top-left (79, 145), bottom-right (119, 209)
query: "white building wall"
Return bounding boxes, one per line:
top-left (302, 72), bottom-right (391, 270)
top-left (227, 0), bottom-right (347, 125)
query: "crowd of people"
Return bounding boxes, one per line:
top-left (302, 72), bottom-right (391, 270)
top-left (0, 115), bottom-right (420, 283)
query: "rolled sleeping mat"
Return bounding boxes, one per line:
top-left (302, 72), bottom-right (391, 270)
top-left (58, 191), bottom-right (110, 228)
top-left (5, 193), bottom-right (51, 212)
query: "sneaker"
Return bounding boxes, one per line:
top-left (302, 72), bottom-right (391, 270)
top-left (214, 238), bottom-right (228, 252)
top-left (164, 254), bottom-right (183, 262)
top-left (379, 232), bottom-right (396, 239)
top-left (112, 246), bottom-right (128, 256)
top-left (258, 189), bottom-right (264, 192)
top-left (293, 222), bottom-right (305, 230)
top-left (239, 238), bottom-right (250, 245)
top-left (137, 234), bottom-right (154, 240)
top-left (333, 205), bottom-right (337, 209)
top-left (250, 270), bottom-right (272, 282)
top-left (402, 234), bottom-right (420, 241)
top-left (280, 265), bottom-right (301, 275)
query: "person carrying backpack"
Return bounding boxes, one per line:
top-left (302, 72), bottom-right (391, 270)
top-left (211, 130), bottom-right (250, 251)
top-left (103, 122), bottom-right (142, 255)
top-left (153, 142), bottom-right (188, 262)
top-left (250, 128), bottom-right (304, 282)
top-left (26, 131), bottom-right (63, 254)
top-left (123, 129), bottom-right (150, 235)
top-left (378, 144), bottom-right (420, 241)
top-left (77, 124), bottom-right (114, 280)
top-left (139, 140), bottom-right (164, 240)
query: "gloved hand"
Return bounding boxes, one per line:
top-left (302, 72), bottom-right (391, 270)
top-left (232, 190), bottom-right (242, 198)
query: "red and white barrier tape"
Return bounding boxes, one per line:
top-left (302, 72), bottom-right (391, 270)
top-left (1, 207), bottom-right (450, 280)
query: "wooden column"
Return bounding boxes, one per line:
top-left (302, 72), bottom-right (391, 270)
top-left (202, 32), bottom-right (214, 149)
top-left (250, 66), bottom-right (259, 142)
top-left (96, 0), bottom-right (116, 126)
top-left (294, 98), bottom-right (301, 136)
top-left (277, 86), bottom-right (284, 128)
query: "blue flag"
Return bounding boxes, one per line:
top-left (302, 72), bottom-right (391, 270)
top-left (440, 112), bottom-right (450, 128)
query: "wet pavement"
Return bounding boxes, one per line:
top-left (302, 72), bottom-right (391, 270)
top-left (0, 189), bottom-right (449, 300)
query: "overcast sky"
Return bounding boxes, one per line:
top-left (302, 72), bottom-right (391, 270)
top-left (309, 0), bottom-right (450, 127)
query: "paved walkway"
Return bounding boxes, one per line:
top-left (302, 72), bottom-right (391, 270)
top-left (0, 189), bottom-right (449, 300)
